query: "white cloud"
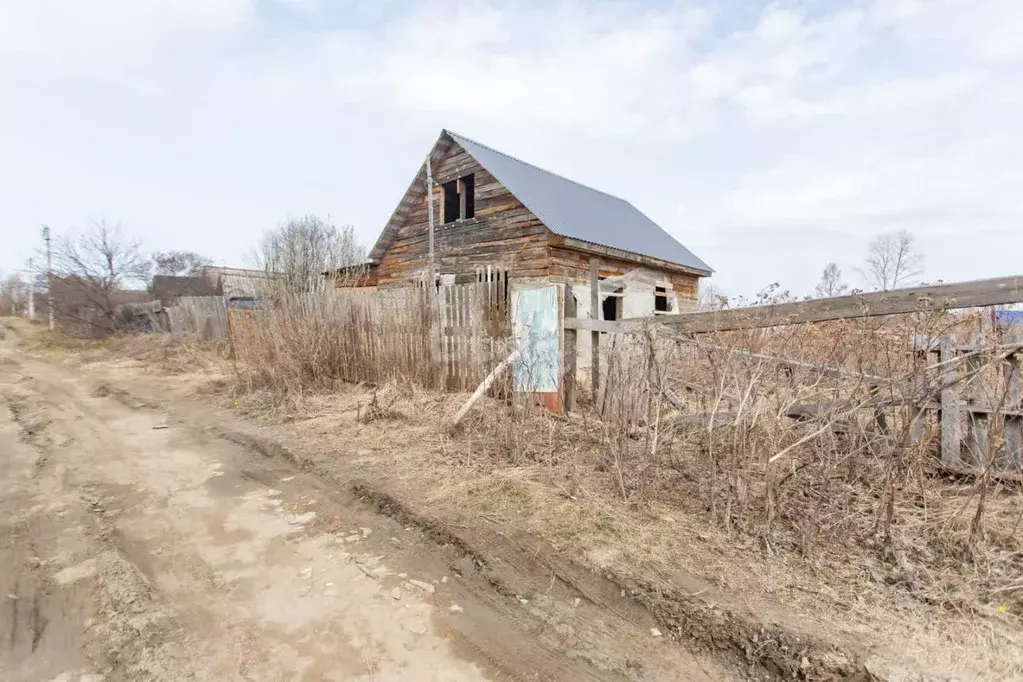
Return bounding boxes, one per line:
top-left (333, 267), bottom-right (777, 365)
top-left (0, 0), bottom-right (255, 56)
top-left (1, 0), bottom-right (1022, 300)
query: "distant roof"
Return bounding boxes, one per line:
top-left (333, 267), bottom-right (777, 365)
top-left (152, 275), bottom-right (218, 301)
top-left (446, 131), bottom-right (711, 274)
top-left (201, 266), bottom-right (272, 300)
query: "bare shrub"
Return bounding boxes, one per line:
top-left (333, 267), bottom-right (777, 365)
top-left (47, 221), bottom-right (152, 333)
top-left (459, 309), bottom-right (1023, 615)
top-left (256, 215), bottom-right (365, 294)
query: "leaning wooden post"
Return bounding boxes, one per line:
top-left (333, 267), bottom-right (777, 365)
top-left (449, 349), bottom-right (522, 431)
top-left (563, 283), bottom-right (577, 412)
top-left (964, 331), bottom-right (990, 468)
top-left (1004, 325), bottom-right (1022, 471)
top-left (589, 259), bottom-right (600, 402)
top-left (939, 337), bottom-right (962, 466)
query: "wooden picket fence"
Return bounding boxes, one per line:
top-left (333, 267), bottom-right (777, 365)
top-left (225, 268), bottom-right (511, 391)
top-left (437, 267), bottom-right (511, 391)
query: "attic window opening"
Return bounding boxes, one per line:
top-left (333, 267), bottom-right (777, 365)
top-left (461, 173), bottom-right (475, 219)
top-left (442, 180), bottom-right (459, 223)
top-left (441, 174), bottom-right (475, 224)
top-left (655, 286), bottom-right (671, 312)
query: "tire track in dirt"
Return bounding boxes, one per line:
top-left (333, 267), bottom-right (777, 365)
top-left (76, 380), bottom-right (749, 681)
top-left (0, 361), bottom-right (102, 681)
top-left (3, 347), bottom-right (723, 681)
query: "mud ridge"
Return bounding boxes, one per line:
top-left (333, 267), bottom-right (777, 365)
top-left (91, 383), bottom-right (158, 410)
top-left (213, 428), bottom-right (495, 579)
top-left (104, 384), bottom-right (881, 681)
top-left (77, 485), bottom-right (186, 678)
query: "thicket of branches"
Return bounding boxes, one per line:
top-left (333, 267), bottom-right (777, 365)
top-left (256, 215), bottom-right (365, 294)
top-left (46, 221), bottom-right (152, 329)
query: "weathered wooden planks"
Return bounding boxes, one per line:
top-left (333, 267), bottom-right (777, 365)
top-left (1004, 326), bottom-right (1023, 470)
top-left (650, 275), bottom-right (1023, 333)
top-left (376, 142), bottom-right (551, 287)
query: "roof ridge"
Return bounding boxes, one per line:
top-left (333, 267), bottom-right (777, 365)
top-left (445, 130), bottom-right (628, 203)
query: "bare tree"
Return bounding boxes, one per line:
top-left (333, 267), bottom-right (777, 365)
top-left (698, 282), bottom-right (728, 311)
top-left (49, 221), bottom-right (152, 329)
top-left (153, 251), bottom-right (213, 277)
top-left (0, 273), bottom-right (23, 316)
top-left (257, 215), bottom-right (365, 293)
top-left (862, 229), bottom-right (924, 291)
top-left (814, 262), bottom-right (848, 298)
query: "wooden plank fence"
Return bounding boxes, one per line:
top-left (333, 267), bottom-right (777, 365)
top-left (566, 274), bottom-right (1023, 334)
top-left (437, 267), bottom-right (510, 391)
top-left (561, 266), bottom-right (1023, 473)
top-left (223, 268), bottom-right (512, 391)
top-left (166, 296), bottom-right (229, 341)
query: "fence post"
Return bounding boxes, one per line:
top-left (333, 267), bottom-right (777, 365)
top-left (907, 342), bottom-right (930, 446)
top-left (590, 259), bottom-right (600, 403)
top-left (1005, 325), bottom-right (1022, 471)
top-left (563, 283), bottom-right (577, 412)
top-left (939, 337), bottom-right (962, 466)
top-left (964, 331), bottom-right (990, 468)
top-left (428, 273), bottom-right (443, 389)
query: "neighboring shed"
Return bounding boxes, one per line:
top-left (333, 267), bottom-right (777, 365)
top-left (152, 275), bottom-right (218, 305)
top-left (344, 129), bottom-right (711, 318)
top-left (201, 267), bottom-right (273, 308)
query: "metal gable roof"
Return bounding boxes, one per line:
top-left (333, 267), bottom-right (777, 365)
top-left (446, 130), bottom-right (712, 274)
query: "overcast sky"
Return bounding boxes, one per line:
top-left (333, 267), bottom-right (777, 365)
top-left (2, 0), bottom-right (1021, 298)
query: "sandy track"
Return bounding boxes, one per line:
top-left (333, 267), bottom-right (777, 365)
top-left (0, 333), bottom-right (729, 681)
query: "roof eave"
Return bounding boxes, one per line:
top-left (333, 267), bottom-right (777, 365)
top-left (368, 131), bottom-right (457, 263)
top-left (557, 236), bottom-right (712, 278)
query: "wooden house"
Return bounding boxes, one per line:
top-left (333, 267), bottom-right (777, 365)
top-left (341, 130), bottom-right (711, 319)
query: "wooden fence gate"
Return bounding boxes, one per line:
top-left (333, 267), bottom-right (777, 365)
top-left (438, 267), bottom-right (510, 391)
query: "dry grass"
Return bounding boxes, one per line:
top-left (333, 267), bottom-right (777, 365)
top-left (221, 380), bottom-right (1022, 680)
top-left (71, 303), bottom-right (1023, 680)
top-left (229, 288), bottom-right (436, 396)
top-left (2, 316), bottom-right (112, 358)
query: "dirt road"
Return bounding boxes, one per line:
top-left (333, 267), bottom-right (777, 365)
top-left (0, 329), bottom-right (731, 681)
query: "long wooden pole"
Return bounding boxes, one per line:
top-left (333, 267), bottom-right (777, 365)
top-left (589, 259), bottom-right (600, 400)
top-left (426, 156), bottom-right (435, 284)
top-left (565, 274), bottom-right (1023, 335)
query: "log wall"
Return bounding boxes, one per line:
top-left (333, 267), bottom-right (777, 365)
top-left (548, 246), bottom-right (699, 303)
top-left (375, 142), bottom-right (550, 286)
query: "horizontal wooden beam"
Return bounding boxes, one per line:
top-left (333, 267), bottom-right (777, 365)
top-left (564, 317), bottom-right (632, 333)
top-left (605, 275), bottom-right (1023, 334)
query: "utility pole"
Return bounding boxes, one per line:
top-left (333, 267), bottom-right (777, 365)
top-left (27, 258), bottom-right (35, 320)
top-left (425, 154), bottom-right (441, 389)
top-left (425, 155), bottom-right (435, 285)
top-left (42, 225), bottom-right (54, 330)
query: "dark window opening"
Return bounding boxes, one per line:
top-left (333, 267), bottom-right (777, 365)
top-left (441, 174), bottom-right (475, 223)
top-left (654, 286), bottom-right (670, 312)
top-left (442, 180), bottom-right (459, 223)
top-left (461, 173), bottom-right (475, 219)
top-left (602, 290), bottom-right (622, 321)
